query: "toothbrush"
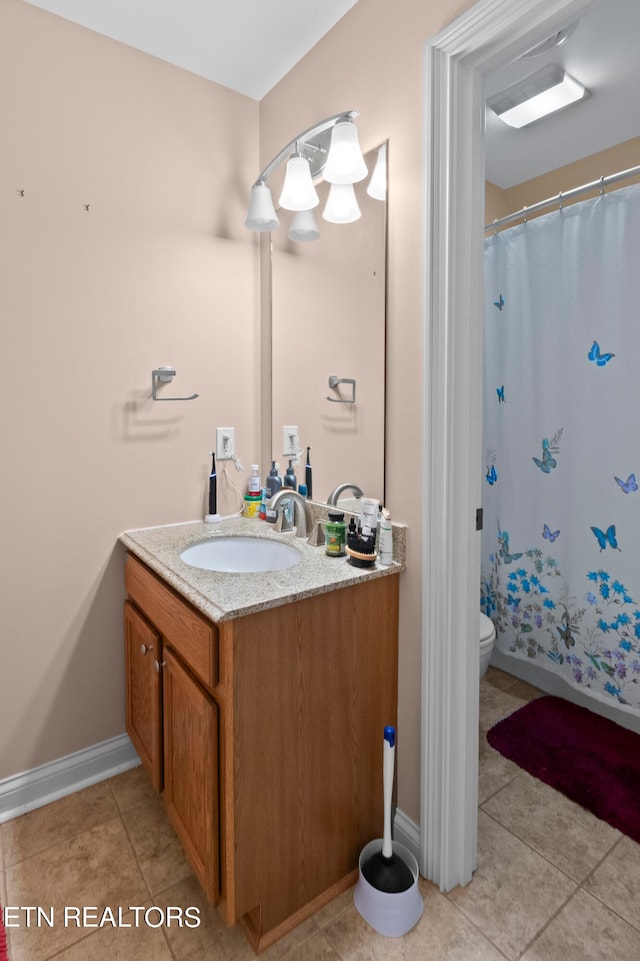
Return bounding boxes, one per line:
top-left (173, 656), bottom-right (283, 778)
top-left (305, 446), bottom-right (312, 499)
top-left (208, 452), bottom-right (217, 515)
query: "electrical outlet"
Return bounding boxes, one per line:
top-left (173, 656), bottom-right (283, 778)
top-left (282, 425), bottom-right (299, 458)
top-left (216, 427), bottom-right (235, 460)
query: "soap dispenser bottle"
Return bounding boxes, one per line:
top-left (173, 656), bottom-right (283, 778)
top-left (265, 461), bottom-right (282, 524)
top-left (284, 460), bottom-right (297, 491)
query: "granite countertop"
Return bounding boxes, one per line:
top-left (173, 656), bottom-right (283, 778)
top-left (119, 514), bottom-right (406, 624)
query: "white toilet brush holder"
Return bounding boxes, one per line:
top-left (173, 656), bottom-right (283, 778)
top-left (353, 839), bottom-right (423, 937)
top-left (353, 727), bottom-right (423, 937)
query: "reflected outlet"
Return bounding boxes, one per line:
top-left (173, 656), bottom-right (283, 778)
top-left (283, 425), bottom-right (299, 457)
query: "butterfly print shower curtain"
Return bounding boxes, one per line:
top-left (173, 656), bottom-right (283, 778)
top-left (481, 182), bottom-right (640, 716)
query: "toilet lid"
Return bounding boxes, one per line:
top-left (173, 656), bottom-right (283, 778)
top-left (480, 612), bottom-right (496, 642)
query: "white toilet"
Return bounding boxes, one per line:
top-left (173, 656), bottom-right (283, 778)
top-left (479, 612), bottom-right (496, 679)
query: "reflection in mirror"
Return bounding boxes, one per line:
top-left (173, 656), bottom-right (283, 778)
top-left (270, 143), bottom-right (387, 505)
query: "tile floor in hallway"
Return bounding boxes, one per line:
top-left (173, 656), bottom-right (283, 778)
top-left (2, 667), bottom-right (640, 961)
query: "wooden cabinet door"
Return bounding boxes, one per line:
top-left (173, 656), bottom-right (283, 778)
top-left (124, 600), bottom-right (163, 792)
top-left (163, 647), bottom-right (219, 906)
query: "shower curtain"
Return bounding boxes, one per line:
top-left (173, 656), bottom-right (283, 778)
top-left (482, 182), bottom-right (640, 718)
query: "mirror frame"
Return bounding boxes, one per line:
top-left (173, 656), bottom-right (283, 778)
top-left (421, 0), bottom-right (601, 890)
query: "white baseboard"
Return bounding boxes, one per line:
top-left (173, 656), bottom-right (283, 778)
top-left (393, 807), bottom-right (421, 866)
top-left (0, 736), bottom-right (422, 880)
top-left (0, 735), bottom-right (140, 824)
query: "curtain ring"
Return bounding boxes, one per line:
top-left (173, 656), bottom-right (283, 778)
top-left (523, 205), bottom-right (528, 224)
top-left (600, 176), bottom-right (605, 197)
top-left (558, 190), bottom-right (563, 211)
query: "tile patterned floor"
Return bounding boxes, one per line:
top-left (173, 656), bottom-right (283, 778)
top-left (2, 667), bottom-right (640, 960)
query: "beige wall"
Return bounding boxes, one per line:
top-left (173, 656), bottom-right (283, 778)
top-left (1, 0), bottom-right (259, 779)
top-left (1, 0), bottom-right (482, 829)
top-left (260, 0), bottom-right (476, 824)
top-left (485, 135), bottom-right (640, 226)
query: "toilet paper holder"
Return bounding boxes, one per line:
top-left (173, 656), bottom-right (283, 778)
top-left (152, 366), bottom-right (199, 401)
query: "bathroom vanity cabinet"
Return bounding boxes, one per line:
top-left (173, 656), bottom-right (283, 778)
top-left (123, 550), bottom-right (400, 951)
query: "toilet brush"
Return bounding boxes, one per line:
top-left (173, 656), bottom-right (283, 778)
top-left (361, 726), bottom-right (414, 893)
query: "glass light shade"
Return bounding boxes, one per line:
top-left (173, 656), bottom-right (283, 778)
top-left (244, 183), bottom-right (279, 232)
top-left (323, 120), bottom-right (368, 184)
top-left (322, 182), bottom-right (361, 224)
top-left (497, 72), bottom-right (586, 127)
top-left (488, 65), bottom-right (589, 129)
top-left (366, 143), bottom-right (387, 200)
top-left (278, 156), bottom-right (319, 211)
top-left (288, 208), bottom-right (320, 242)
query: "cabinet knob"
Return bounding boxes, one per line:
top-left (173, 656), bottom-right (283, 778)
top-left (153, 659), bottom-right (166, 673)
top-left (140, 643), bottom-right (154, 655)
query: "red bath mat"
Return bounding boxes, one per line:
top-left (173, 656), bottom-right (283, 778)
top-left (0, 904), bottom-right (8, 961)
top-left (487, 695), bottom-right (640, 844)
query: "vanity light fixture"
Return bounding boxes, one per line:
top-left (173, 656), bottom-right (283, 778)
top-left (244, 110), bottom-right (367, 236)
top-left (487, 64), bottom-right (589, 129)
top-left (323, 182), bottom-right (361, 224)
top-left (244, 182), bottom-right (279, 231)
top-left (366, 143), bottom-right (387, 200)
top-left (288, 208), bottom-right (320, 242)
top-left (323, 117), bottom-right (368, 184)
top-left (278, 151), bottom-right (319, 211)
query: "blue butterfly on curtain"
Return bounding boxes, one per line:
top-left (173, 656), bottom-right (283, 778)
top-left (543, 524), bottom-right (560, 543)
top-left (588, 341), bottom-right (615, 366)
top-left (485, 447), bottom-right (498, 485)
top-left (614, 473), bottom-right (638, 493)
top-left (533, 429), bottom-right (562, 474)
top-left (497, 526), bottom-right (523, 564)
top-left (496, 385), bottom-right (505, 403)
top-left (590, 525), bottom-right (621, 552)
top-left (494, 294), bottom-right (505, 311)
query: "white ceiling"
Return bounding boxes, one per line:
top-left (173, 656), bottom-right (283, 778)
top-left (24, 0), bottom-right (640, 188)
top-left (23, 0), bottom-right (359, 101)
top-left (485, 0), bottom-right (640, 188)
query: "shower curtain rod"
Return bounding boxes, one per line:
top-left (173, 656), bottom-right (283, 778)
top-left (485, 163), bottom-right (640, 232)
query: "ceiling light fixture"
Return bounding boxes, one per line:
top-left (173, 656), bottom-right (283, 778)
top-left (487, 64), bottom-right (589, 129)
top-left (244, 110), bottom-right (367, 238)
top-left (521, 21), bottom-right (579, 58)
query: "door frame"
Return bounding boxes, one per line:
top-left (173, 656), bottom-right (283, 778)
top-left (420, 0), bottom-right (601, 889)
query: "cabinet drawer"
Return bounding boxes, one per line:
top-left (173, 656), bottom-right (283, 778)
top-left (125, 553), bottom-right (218, 689)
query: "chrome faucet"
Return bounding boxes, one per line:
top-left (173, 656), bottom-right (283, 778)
top-left (270, 489), bottom-right (313, 538)
top-left (327, 483), bottom-right (364, 506)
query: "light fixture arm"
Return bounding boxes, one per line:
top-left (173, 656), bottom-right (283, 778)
top-left (252, 110), bottom-right (358, 187)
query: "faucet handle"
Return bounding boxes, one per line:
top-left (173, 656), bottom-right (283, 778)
top-left (274, 503), bottom-right (294, 532)
top-left (306, 520), bottom-right (325, 547)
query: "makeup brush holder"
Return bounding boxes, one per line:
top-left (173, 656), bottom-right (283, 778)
top-left (346, 528), bottom-right (377, 567)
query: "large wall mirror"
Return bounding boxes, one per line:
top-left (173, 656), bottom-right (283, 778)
top-left (269, 143), bottom-right (388, 506)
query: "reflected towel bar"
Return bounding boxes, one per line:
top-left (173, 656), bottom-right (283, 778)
top-left (327, 375), bottom-right (356, 403)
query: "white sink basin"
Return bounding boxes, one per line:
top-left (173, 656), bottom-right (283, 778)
top-left (180, 536), bottom-right (302, 573)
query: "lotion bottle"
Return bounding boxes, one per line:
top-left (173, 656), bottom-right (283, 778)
top-left (378, 507), bottom-right (393, 565)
